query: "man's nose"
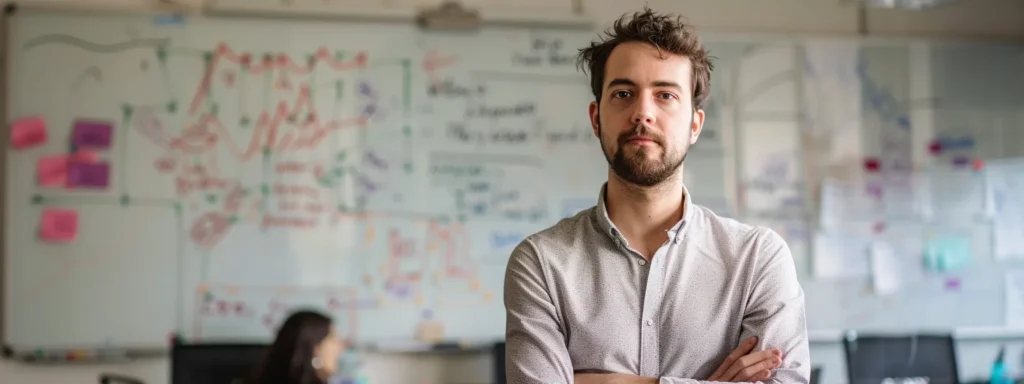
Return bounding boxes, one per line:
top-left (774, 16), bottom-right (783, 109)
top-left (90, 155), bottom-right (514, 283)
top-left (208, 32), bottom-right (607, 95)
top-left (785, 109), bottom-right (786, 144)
top-left (630, 95), bottom-right (656, 126)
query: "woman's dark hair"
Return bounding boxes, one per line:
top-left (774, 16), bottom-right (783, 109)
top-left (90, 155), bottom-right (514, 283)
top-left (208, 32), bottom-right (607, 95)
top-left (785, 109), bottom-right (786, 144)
top-left (249, 310), bottom-right (333, 384)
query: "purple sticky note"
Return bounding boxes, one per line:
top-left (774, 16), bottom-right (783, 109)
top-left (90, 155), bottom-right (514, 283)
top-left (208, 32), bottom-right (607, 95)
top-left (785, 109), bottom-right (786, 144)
top-left (67, 161), bottom-right (110, 189)
top-left (945, 277), bottom-right (961, 291)
top-left (72, 120), bottom-right (114, 149)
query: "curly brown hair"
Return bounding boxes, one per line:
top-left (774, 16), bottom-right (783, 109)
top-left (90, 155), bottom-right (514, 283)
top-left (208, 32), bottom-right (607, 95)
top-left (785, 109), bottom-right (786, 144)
top-left (576, 7), bottom-right (714, 109)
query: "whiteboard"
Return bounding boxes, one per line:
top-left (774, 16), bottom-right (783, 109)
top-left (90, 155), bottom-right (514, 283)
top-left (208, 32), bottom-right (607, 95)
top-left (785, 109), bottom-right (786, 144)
top-left (2, 9), bottom-right (734, 350)
top-left (8, 9), bottom-right (1023, 352)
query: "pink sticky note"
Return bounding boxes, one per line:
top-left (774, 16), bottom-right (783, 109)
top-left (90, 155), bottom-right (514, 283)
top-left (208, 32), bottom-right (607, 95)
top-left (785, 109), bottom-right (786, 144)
top-left (10, 116), bottom-right (48, 150)
top-left (40, 208), bottom-right (78, 242)
top-left (37, 155), bottom-right (69, 187)
top-left (72, 150), bottom-right (99, 163)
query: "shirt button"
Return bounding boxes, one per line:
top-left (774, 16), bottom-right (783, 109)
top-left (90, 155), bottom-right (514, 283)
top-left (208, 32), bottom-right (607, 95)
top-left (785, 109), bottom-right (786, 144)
top-left (638, 259), bottom-right (646, 266)
top-left (645, 319), bottom-right (653, 326)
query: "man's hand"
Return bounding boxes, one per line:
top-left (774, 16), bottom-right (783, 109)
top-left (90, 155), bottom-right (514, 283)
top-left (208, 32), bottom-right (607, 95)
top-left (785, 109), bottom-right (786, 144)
top-left (707, 336), bottom-right (783, 382)
top-left (575, 373), bottom-right (658, 384)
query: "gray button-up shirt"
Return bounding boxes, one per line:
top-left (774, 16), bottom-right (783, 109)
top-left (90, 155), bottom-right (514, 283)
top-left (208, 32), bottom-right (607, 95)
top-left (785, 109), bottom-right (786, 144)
top-left (504, 184), bottom-right (810, 383)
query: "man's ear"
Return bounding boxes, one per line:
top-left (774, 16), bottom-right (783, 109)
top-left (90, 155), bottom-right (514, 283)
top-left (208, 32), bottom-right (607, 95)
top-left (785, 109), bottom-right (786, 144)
top-left (589, 101), bottom-right (599, 137)
top-left (690, 108), bottom-right (705, 144)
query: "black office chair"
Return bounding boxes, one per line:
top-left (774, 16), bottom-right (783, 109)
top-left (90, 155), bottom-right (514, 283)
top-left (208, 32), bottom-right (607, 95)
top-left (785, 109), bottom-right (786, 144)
top-left (99, 373), bottom-right (145, 384)
top-left (493, 342), bottom-right (506, 384)
top-left (170, 342), bottom-right (270, 384)
top-left (810, 366), bottom-right (821, 384)
top-left (843, 332), bottom-right (960, 384)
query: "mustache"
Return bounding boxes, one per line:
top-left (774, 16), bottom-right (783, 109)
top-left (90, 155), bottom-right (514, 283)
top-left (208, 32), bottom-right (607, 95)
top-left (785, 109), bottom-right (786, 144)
top-left (617, 124), bottom-right (663, 146)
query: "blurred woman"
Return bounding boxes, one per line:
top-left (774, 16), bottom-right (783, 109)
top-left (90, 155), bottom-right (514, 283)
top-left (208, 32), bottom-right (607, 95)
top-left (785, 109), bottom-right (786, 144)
top-left (250, 309), bottom-right (346, 384)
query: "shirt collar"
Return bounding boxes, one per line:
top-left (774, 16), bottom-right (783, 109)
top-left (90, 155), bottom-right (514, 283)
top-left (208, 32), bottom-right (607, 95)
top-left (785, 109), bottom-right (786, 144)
top-left (594, 182), bottom-right (694, 245)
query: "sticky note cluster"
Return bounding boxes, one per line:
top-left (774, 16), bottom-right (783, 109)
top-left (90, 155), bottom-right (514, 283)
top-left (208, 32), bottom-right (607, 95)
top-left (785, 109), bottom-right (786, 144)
top-left (17, 117), bottom-right (115, 244)
top-left (23, 117), bottom-right (115, 189)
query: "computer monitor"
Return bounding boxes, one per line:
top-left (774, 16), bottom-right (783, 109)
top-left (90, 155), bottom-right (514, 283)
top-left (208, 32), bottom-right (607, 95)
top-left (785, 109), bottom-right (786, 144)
top-left (171, 343), bottom-right (270, 384)
top-left (843, 333), bottom-right (959, 384)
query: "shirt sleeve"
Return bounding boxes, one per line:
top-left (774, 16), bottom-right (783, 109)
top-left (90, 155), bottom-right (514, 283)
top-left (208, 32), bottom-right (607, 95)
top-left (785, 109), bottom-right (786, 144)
top-left (503, 239), bottom-right (575, 384)
top-left (654, 230), bottom-right (810, 384)
top-left (740, 227), bottom-right (812, 384)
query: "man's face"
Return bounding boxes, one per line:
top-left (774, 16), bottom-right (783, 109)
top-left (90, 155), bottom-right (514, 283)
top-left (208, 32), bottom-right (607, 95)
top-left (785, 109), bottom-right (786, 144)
top-left (589, 41), bottom-right (704, 187)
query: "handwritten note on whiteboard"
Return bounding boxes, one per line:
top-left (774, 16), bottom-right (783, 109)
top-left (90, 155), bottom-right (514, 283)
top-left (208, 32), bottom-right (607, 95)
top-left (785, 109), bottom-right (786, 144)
top-left (813, 231), bottom-right (871, 279)
top-left (741, 121), bottom-right (802, 215)
top-left (920, 167), bottom-right (986, 221)
top-left (985, 160), bottom-right (1024, 259)
top-left (870, 241), bottom-right (902, 295)
top-left (819, 178), bottom-right (882, 231)
top-left (994, 219), bottom-right (1024, 260)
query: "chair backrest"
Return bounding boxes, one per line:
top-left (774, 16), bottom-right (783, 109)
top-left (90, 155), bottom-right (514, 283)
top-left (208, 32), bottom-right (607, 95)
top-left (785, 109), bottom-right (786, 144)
top-left (493, 342), bottom-right (506, 384)
top-left (171, 343), bottom-right (270, 384)
top-left (810, 366), bottom-right (821, 384)
top-left (843, 333), bottom-right (959, 384)
top-left (99, 373), bottom-right (145, 384)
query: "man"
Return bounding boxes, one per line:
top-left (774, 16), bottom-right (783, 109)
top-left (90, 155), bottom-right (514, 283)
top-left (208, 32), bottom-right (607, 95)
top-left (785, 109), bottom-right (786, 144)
top-left (503, 7), bottom-right (810, 384)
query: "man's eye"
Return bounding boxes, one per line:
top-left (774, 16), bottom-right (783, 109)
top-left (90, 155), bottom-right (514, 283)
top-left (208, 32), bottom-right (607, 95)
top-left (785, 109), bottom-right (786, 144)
top-left (659, 93), bottom-right (677, 100)
top-left (612, 90), bottom-right (631, 98)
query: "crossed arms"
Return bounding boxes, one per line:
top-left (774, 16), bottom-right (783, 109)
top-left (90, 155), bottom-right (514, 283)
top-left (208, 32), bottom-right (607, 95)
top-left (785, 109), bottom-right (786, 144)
top-left (503, 231), bottom-right (811, 384)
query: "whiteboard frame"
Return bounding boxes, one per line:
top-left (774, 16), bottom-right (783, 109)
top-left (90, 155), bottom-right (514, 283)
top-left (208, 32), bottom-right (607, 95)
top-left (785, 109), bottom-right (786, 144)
top-left (809, 327), bottom-right (1024, 343)
top-left (2, 1), bottom-right (1022, 44)
top-left (2, 3), bottom-right (1022, 353)
top-left (204, 0), bottom-right (596, 30)
top-left (0, 0), bottom-right (199, 16)
top-left (0, 1), bottom-right (9, 346)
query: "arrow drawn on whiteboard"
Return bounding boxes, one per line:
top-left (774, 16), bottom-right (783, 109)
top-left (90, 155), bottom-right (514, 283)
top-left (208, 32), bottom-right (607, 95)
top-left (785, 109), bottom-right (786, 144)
top-left (72, 66), bottom-right (103, 91)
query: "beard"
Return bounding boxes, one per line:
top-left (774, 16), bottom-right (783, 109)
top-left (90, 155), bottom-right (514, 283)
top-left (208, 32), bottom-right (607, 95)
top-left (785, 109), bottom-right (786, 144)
top-left (598, 121), bottom-right (687, 187)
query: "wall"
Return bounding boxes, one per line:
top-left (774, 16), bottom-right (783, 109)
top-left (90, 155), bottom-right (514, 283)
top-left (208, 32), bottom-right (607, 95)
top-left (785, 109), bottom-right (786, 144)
top-left (2, 0), bottom-right (1023, 383)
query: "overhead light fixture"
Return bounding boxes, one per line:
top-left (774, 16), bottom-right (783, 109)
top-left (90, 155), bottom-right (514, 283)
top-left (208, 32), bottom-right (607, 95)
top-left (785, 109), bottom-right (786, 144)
top-left (417, 1), bottom-right (480, 30)
top-left (862, 0), bottom-right (964, 9)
